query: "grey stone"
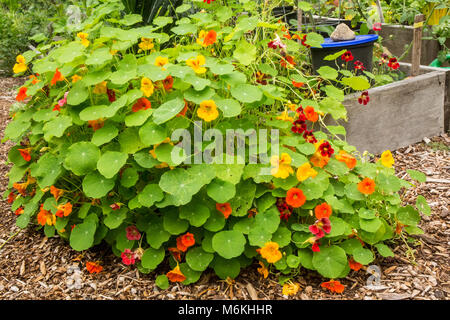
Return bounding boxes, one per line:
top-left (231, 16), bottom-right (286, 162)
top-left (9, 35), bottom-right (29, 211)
top-left (330, 23), bottom-right (356, 41)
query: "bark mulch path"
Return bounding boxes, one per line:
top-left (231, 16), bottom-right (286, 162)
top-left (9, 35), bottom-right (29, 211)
top-left (0, 77), bottom-right (448, 300)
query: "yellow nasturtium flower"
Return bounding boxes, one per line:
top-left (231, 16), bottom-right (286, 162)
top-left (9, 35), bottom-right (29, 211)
top-left (186, 55), bottom-right (207, 74)
top-left (296, 162), bottom-right (318, 182)
top-left (197, 100), bottom-right (219, 122)
top-left (138, 38), bottom-right (154, 52)
top-left (77, 32), bottom-right (90, 47)
top-left (13, 55), bottom-right (27, 74)
top-left (380, 150), bottom-right (395, 168)
top-left (140, 77), bottom-right (154, 97)
top-left (276, 110), bottom-right (294, 122)
top-left (71, 74), bottom-right (82, 83)
top-left (282, 282), bottom-right (301, 296)
top-left (270, 153), bottom-right (294, 179)
top-left (155, 56), bottom-right (169, 68)
top-left (93, 81), bottom-right (107, 94)
top-left (259, 242), bottom-right (282, 264)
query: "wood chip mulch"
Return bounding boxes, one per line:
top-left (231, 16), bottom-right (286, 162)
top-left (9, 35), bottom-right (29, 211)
top-left (0, 77), bottom-right (448, 300)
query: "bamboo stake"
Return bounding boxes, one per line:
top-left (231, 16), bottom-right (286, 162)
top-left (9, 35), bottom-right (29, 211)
top-left (375, 0), bottom-right (384, 23)
top-left (411, 14), bottom-right (424, 77)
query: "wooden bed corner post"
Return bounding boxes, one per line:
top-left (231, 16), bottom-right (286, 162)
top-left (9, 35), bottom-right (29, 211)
top-left (411, 14), bottom-right (425, 77)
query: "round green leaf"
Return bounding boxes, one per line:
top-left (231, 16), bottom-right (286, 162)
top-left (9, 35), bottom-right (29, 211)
top-left (64, 142), bottom-right (100, 176)
top-left (353, 247), bottom-right (375, 265)
top-left (139, 122), bottom-right (168, 146)
top-left (69, 221), bottom-right (96, 251)
top-left (312, 245), bottom-right (348, 278)
top-left (186, 247), bottom-right (214, 271)
top-left (163, 208), bottom-right (189, 235)
top-left (120, 167), bottom-right (139, 188)
top-left (212, 230), bottom-right (246, 259)
top-left (179, 203), bottom-right (210, 227)
top-left (92, 123), bottom-right (119, 146)
top-left (141, 247), bottom-right (165, 270)
top-left (206, 178), bottom-right (236, 203)
top-left (138, 184), bottom-right (164, 207)
top-left (213, 257), bottom-right (240, 280)
top-left (97, 151), bottom-right (128, 179)
top-left (155, 275), bottom-right (169, 289)
top-left (82, 171), bottom-right (115, 199)
top-left (231, 84), bottom-right (262, 103)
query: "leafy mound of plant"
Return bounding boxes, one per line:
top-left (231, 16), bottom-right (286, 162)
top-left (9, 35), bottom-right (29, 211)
top-left (4, 0), bottom-right (430, 286)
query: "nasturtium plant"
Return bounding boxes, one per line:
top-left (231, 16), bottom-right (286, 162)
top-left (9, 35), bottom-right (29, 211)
top-left (4, 0), bottom-right (429, 286)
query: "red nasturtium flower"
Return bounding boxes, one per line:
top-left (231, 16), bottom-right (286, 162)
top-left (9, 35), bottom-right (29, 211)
top-left (357, 177), bottom-right (376, 195)
top-left (354, 60), bottom-right (365, 70)
top-left (7, 192), bottom-right (16, 204)
top-left (318, 141), bottom-right (334, 157)
top-left (300, 34), bottom-right (310, 48)
top-left (358, 91), bottom-right (370, 105)
top-left (167, 264), bottom-right (186, 282)
top-left (18, 148), bottom-right (32, 162)
top-left (276, 198), bottom-right (292, 221)
top-left (348, 257), bottom-right (363, 271)
top-left (255, 71), bottom-right (270, 85)
top-left (50, 68), bottom-right (64, 86)
top-left (110, 203), bottom-right (122, 210)
top-left (86, 261), bottom-right (103, 274)
top-left (16, 87), bottom-right (28, 102)
top-left (321, 280), bottom-right (345, 293)
top-left (15, 207), bottom-right (24, 216)
top-left (285, 188), bottom-right (306, 208)
top-left (291, 119), bottom-right (307, 134)
top-left (216, 202), bottom-right (232, 219)
top-left (309, 217), bottom-right (332, 239)
top-left (107, 88), bottom-right (116, 102)
top-left (121, 249), bottom-right (137, 265)
top-left (341, 50), bottom-right (354, 62)
top-left (312, 239), bottom-right (321, 252)
top-left (315, 203), bottom-right (332, 219)
top-left (373, 22), bottom-right (382, 31)
top-left (126, 226), bottom-right (141, 241)
top-left (55, 202), bottom-right (72, 218)
top-left (388, 57), bottom-right (400, 70)
top-left (132, 97), bottom-right (152, 112)
top-left (303, 130), bottom-right (317, 144)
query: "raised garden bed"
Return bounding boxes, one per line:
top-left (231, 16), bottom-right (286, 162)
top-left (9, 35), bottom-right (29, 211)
top-left (332, 63), bottom-right (449, 155)
top-left (379, 24), bottom-right (450, 66)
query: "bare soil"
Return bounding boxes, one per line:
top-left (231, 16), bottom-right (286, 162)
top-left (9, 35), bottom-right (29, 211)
top-left (0, 77), bottom-right (448, 300)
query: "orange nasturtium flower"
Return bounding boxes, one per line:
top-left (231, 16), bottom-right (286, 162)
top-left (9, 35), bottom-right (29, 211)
top-left (379, 150), bottom-right (395, 168)
top-left (285, 188), bottom-right (306, 208)
top-left (167, 264), bottom-right (186, 283)
top-left (176, 232), bottom-right (195, 252)
top-left (186, 55), bottom-right (207, 74)
top-left (50, 68), bottom-right (65, 86)
top-left (93, 81), bottom-right (108, 94)
top-left (132, 97), bottom-right (152, 112)
top-left (197, 30), bottom-right (217, 47)
top-left (138, 38), bottom-right (154, 52)
top-left (197, 100), bottom-right (219, 122)
top-left (348, 258), bottom-right (363, 271)
top-left (257, 261), bottom-right (269, 279)
top-left (216, 202), bottom-right (232, 219)
top-left (280, 55), bottom-right (296, 68)
top-left (162, 75), bottom-right (174, 91)
top-left (13, 55), bottom-right (27, 74)
top-left (55, 202), bottom-right (73, 218)
top-left (86, 261), bottom-right (103, 274)
top-left (335, 150), bottom-right (357, 169)
top-left (50, 185), bottom-right (64, 201)
top-left (88, 119), bottom-right (105, 131)
top-left (71, 74), bottom-right (82, 83)
top-left (304, 106), bottom-right (319, 122)
top-left (140, 77), bottom-right (154, 97)
top-left (16, 87), bottom-right (28, 102)
top-left (29, 74), bottom-right (40, 85)
top-left (37, 204), bottom-right (56, 226)
top-left (77, 32), bottom-right (90, 47)
top-left (357, 177), bottom-right (376, 195)
top-left (270, 153), bottom-right (294, 179)
top-left (15, 207), bottom-right (24, 216)
top-left (18, 148), bottom-right (32, 162)
top-left (282, 282), bottom-right (301, 296)
top-left (314, 203), bottom-right (332, 219)
top-left (296, 162), bottom-right (318, 182)
top-left (321, 280), bottom-right (345, 294)
top-left (154, 56), bottom-right (169, 68)
top-left (260, 242), bottom-right (282, 264)
top-left (168, 247), bottom-right (182, 262)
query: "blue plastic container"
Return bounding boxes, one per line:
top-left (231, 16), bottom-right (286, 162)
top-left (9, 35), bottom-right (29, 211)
top-left (310, 34), bottom-right (379, 74)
